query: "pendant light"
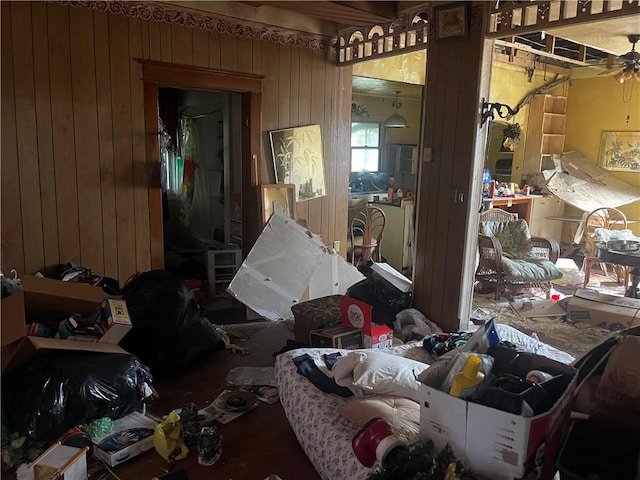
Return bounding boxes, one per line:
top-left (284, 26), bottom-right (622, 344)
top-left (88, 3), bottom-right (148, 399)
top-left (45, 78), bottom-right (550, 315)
top-left (384, 90), bottom-right (408, 128)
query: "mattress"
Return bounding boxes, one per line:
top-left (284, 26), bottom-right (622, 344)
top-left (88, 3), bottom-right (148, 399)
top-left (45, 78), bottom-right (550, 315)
top-left (274, 325), bottom-right (574, 480)
top-left (274, 343), bottom-right (429, 480)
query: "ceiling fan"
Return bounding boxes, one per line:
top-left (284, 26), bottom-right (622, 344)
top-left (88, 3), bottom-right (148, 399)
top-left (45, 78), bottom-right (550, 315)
top-left (599, 34), bottom-right (640, 83)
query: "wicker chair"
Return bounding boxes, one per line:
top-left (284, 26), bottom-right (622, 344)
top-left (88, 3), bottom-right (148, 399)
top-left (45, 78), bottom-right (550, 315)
top-left (347, 205), bottom-right (386, 267)
top-left (577, 207), bottom-right (630, 288)
top-left (476, 209), bottom-right (562, 299)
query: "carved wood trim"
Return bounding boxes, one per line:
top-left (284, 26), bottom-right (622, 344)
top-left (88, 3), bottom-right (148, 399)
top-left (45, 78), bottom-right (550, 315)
top-left (60, 0), bottom-right (333, 52)
top-left (487, 0), bottom-right (640, 38)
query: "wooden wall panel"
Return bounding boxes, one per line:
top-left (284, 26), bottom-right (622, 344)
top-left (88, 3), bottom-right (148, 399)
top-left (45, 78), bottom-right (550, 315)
top-left (220, 33), bottom-right (238, 71)
top-left (412, 5), bottom-right (487, 332)
top-left (260, 41), bottom-right (279, 186)
top-left (12, 2), bottom-right (44, 275)
top-left (70, 6), bottom-right (104, 274)
top-left (32, 2), bottom-right (59, 271)
top-left (148, 20), bottom-right (161, 62)
top-left (1, 2), bottom-right (25, 276)
top-left (129, 18), bottom-right (151, 273)
top-left (192, 28), bottom-right (209, 68)
top-left (209, 31), bottom-right (221, 69)
top-left (159, 22), bottom-right (172, 63)
top-left (109, 14), bottom-right (137, 279)
top-left (94, 10), bottom-right (119, 279)
top-left (171, 24), bottom-right (193, 66)
top-left (48, 3), bottom-right (81, 266)
top-left (1, 2), bottom-right (352, 283)
top-left (307, 49), bottom-right (326, 236)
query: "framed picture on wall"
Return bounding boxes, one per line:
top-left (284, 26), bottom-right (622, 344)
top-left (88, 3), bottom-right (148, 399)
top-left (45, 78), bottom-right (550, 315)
top-left (433, 2), bottom-right (469, 42)
top-left (261, 184), bottom-right (296, 224)
top-left (269, 124), bottom-right (327, 202)
top-left (598, 131), bottom-right (640, 172)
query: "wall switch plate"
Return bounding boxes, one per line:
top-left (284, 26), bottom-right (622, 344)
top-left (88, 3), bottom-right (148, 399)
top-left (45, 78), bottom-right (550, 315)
top-left (333, 241), bottom-right (340, 251)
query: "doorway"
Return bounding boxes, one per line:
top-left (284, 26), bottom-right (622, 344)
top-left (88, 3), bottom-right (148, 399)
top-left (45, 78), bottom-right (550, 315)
top-left (142, 61), bottom-right (264, 319)
top-left (349, 75), bottom-right (424, 277)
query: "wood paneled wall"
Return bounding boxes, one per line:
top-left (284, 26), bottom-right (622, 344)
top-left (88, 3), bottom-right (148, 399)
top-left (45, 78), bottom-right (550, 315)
top-left (412, 4), bottom-right (488, 332)
top-left (1, 2), bottom-right (351, 283)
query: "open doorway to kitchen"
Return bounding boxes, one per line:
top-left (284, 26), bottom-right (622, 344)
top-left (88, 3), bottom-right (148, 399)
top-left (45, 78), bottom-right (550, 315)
top-left (348, 70), bottom-right (425, 278)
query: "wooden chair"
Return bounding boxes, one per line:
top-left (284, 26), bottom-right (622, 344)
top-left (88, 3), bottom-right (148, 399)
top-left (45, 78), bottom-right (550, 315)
top-left (476, 209), bottom-right (562, 299)
top-left (348, 205), bottom-right (386, 267)
top-left (578, 207), bottom-right (630, 288)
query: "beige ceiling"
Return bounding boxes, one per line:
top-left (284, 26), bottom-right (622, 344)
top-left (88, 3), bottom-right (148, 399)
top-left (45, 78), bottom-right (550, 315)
top-left (545, 14), bottom-right (640, 56)
top-left (352, 76), bottom-right (423, 101)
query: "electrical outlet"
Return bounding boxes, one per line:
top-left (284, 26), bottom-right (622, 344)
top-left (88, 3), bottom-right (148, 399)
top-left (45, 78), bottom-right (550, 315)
top-left (333, 240), bottom-right (340, 251)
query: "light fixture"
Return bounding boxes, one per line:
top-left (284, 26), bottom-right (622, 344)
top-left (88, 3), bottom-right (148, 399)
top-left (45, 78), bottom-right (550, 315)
top-left (384, 91), bottom-right (408, 128)
top-left (613, 66), bottom-right (639, 84)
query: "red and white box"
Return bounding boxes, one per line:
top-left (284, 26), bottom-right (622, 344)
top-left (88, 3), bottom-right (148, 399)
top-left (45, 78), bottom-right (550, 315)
top-left (340, 296), bottom-right (393, 349)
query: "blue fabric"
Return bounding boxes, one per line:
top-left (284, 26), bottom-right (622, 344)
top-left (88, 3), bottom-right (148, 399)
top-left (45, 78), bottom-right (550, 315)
top-left (293, 353), bottom-right (353, 397)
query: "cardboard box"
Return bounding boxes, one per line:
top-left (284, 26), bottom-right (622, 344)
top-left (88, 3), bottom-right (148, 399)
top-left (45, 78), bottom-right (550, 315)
top-left (1, 290), bottom-right (26, 347)
top-left (90, 411), bottom-right (157, 467)
top-left (310, 326), bottom-right (363, 349)
top-left (25, 442), bottom-right (89, 480)
top-left (2, 275), bottom-right (126, 372)
top-left (566, 289), bottom-right (640, 331)
top-left (99, 298), bottom-right (132, 344)
top-left (420, 350), bottom-right (577, 480)
top-left (365, 324), bottom-right (393, 349)
top-left (340, 296), bottom-right (393, 349)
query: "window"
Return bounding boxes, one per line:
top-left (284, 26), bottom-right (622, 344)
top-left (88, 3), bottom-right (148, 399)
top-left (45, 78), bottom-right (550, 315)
top-left (351, 122), bottom-right (381, 172)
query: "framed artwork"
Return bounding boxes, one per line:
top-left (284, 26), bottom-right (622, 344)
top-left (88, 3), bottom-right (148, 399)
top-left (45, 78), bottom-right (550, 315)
top-left (261, 184), bottom-right (296, 224)
top-left (269, 124), bottom-right (326, 202)
top-left (598, 131), bottom-right (640, 172)
top-left (433, 2), bottom-right (469, 42)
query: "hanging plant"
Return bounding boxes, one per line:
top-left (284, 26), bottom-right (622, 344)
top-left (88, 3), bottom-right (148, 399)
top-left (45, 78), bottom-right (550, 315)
top-left (503, 123), bottom-right (522, 151)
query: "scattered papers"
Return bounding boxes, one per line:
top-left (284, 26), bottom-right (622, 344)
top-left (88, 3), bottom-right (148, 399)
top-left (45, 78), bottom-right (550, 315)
top-left (200, 390), bottom-right (259, 424)
top-left (239, 385), bottom-right (280, 405)
top-left (511, 299), bottom-right (565, 318)
top-left (225, 366), bottom-right (276, 386)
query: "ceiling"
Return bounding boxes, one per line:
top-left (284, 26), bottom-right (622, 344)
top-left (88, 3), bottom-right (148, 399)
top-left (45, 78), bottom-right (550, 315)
top-left (352, 76), bottom-right (423, 101)
top-left (544, 15), bottom-right (640, 56)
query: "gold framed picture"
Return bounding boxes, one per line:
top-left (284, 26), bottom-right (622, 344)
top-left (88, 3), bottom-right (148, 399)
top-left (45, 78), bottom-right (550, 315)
top-left (598, 131), bottom-right (640, 172)
top-left (433, 2), bottom-right (469, 42)
top-left (261, 184), bottom-right (296, 224)
top-left (269, 124), bottom-right (327, 202)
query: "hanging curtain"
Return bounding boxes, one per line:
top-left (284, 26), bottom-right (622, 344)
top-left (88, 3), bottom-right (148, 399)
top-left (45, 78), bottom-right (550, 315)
top-left (179, 117), bottom-right (198, 226)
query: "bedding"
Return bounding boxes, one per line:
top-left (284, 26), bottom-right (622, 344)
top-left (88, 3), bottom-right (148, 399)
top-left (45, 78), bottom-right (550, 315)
top-left (274, 324), bottom-right (574, 480)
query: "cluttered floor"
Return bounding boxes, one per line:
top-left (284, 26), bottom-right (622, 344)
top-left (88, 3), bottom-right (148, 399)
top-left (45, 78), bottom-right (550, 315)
top-left (471, 271), bottom-right (626, 359)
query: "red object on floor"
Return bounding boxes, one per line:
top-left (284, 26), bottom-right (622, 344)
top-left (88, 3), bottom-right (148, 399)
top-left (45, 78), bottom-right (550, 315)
top-left (184, 279), bottom-right (203, 303)
top-left (352, 417), bottom-right (394, 467)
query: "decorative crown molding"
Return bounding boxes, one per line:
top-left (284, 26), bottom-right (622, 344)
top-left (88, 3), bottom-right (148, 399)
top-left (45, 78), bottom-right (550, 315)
top-left (60, 0), bottom-right (333, 52)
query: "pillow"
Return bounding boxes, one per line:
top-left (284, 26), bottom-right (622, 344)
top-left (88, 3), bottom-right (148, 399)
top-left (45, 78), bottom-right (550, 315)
top-left (333, 351), bottom-right (428, 402)
top-left (339, 395), bottom-right (420, 442)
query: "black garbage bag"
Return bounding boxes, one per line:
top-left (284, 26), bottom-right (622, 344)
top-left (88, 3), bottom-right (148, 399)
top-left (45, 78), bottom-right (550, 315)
top-left (121, 270), bottom-right (226, 376)
top-left (2, 352), bottom-right (152, 442)
top-left (346, 263), bottom-right (412, 326)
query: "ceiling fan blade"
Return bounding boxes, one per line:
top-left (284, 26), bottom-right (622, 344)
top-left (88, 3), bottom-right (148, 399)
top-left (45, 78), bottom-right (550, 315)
top-left (597, 66), bottom-right (621, 75)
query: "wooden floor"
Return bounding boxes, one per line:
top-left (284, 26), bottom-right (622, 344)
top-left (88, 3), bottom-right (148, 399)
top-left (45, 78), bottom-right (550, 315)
top-left (110, 320), bottom-right (320, 480)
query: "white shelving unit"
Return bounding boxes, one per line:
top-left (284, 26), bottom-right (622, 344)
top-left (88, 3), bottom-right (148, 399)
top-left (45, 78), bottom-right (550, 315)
top-left (207, 248), bottom-right (242, 297)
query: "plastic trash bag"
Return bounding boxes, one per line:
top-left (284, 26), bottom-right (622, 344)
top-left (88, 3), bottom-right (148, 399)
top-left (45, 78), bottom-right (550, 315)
top-left (121, 270), bottom-right (226, 376)
top-left (346, 264), bottom-right (412, 326)
top-left (2, 352), bottom-right (153, 442)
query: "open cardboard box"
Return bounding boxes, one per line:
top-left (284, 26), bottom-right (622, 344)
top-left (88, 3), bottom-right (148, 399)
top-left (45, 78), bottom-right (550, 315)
top-left (566, 289), bottom-right (640, 331)
top-left (2, 275), bottom-right (127, 372)
top-left (419, 348), bottom-right (577, 480)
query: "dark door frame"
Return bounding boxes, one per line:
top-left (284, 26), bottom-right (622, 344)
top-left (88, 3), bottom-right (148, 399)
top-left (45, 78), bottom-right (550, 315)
top-left (141, 60), bottom-right (264, 269)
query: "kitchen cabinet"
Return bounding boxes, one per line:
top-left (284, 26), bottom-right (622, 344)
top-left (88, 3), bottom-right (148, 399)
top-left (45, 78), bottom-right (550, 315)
top-left (522, 94), bottom-right (567, 177)
top-left (529, 196), bottom-right (564, 240)
top-left (373, 201), bottom-right (415, 275)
